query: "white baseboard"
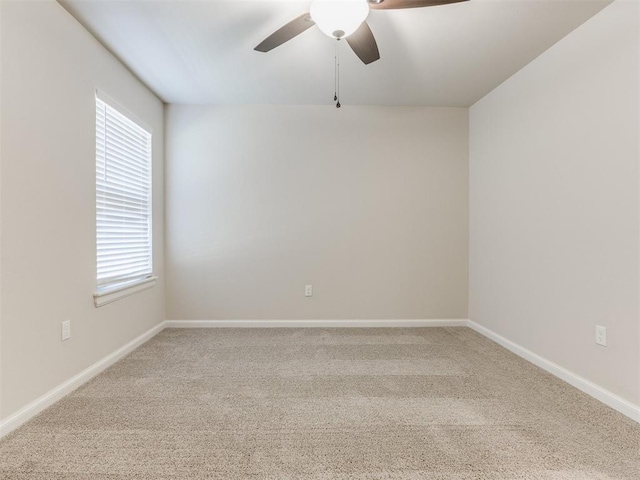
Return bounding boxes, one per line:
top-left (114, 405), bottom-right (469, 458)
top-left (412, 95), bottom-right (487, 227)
top-left (0, 321), bottom-right (165, 439)
top-left (467, 320), bottom-right (640, 423)
top-left (164, 319), bottom-right (469, 328)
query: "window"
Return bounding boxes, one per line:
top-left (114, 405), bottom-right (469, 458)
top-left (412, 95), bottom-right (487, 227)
top-left (94, 93), bottom-right (155, 306)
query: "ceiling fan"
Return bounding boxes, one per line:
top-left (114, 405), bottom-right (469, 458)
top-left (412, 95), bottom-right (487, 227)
top-left (255, 0), bottom-right (470, 65)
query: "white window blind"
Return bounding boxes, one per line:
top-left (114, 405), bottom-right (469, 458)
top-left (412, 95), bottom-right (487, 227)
top-left (96, 96), bottom-right (152, 288)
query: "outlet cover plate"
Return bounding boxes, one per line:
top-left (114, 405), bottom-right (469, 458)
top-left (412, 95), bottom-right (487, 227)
top-left (595, 325), bottom-right (606, 346)
top-left (61, 320), bottom-right (71, 341)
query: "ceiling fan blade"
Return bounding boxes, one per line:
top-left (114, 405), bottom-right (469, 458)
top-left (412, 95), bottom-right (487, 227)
top-left (368, 0), bottom-right (469, 10)
top-left (254, 13), bottom-right (315, 52)
top-left (346, 22), bottom-right (380, 65)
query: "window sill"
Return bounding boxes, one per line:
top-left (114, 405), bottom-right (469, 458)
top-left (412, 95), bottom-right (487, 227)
top-left (93, 276), bottom-right (158, 307)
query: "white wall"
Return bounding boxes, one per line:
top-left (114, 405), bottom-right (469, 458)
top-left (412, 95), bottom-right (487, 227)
top-left (166, 105), bottom-right (468, 320)
top-left (469, 0), bottom-right (639, 405)
top-left (0, 0), bottom-right (4, 428)
top-left (0, 0), bottom-right (165, 420)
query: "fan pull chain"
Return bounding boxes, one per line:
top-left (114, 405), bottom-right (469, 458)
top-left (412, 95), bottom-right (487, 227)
top-left (333, 42), bottom-right (338, 102)
top-left (335, 39), bottom-right (341, 108)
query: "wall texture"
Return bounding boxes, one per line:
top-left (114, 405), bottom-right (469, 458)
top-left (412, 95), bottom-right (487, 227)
top-left (469, 0), bottom-right (639, 405)
top-left (166, 105), bottom-right (468, 320)
top-left (0, 0), bottom-right (165, 420)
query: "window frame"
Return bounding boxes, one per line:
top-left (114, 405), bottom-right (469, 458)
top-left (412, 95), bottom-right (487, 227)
top-left (93, 91), bottom-right (156, 307)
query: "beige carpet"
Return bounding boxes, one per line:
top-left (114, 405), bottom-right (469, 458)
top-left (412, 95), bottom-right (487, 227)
top-left (1, 327), bottom-right (638, 479)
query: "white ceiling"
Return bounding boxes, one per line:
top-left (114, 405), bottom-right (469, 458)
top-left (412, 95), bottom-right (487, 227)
top-left (59, 0), bottom-right (612, 106)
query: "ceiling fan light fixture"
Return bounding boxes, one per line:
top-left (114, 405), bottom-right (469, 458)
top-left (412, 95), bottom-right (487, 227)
top-left (310, 0), bottom-right (369, 39)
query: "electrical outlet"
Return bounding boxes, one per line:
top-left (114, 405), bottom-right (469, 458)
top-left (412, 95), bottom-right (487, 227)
top-left (61, 320), bottom-right (71, 341)
top-left (595, 325), bottom-right (607, 347)
top-left (305, 285), bottom-right (313, 297)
